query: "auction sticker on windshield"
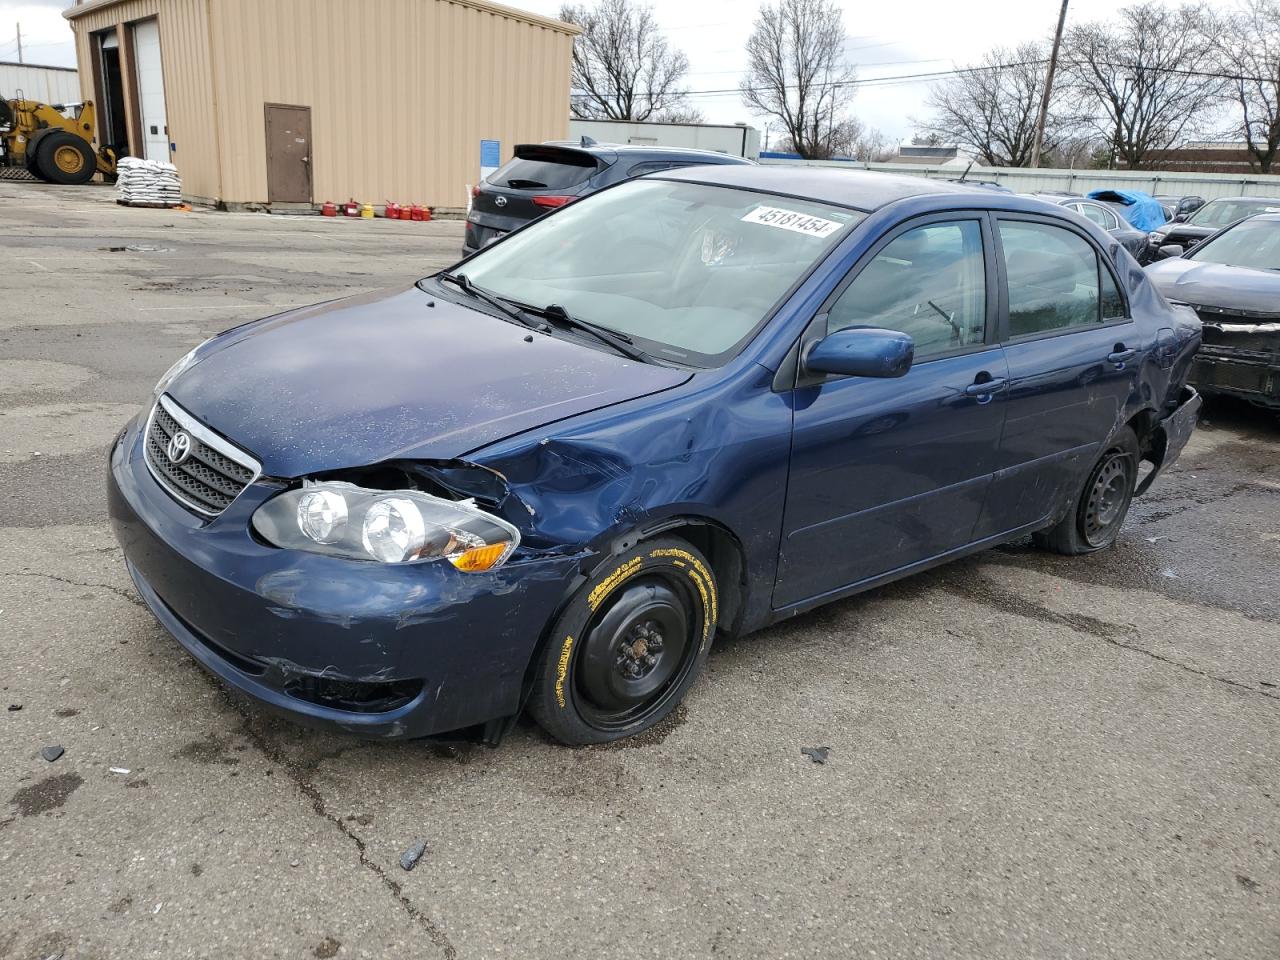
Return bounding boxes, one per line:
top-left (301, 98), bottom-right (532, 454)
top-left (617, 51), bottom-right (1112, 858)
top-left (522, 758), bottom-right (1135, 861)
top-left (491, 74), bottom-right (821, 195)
top-left (741, 205), bottom-right (844, 238)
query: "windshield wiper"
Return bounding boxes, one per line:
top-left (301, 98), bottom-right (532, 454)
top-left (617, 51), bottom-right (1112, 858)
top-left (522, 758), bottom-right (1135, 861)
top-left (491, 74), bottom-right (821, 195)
top-left (534, 303), bottom-right (651, 363)
top-left (505, 178), bottom-right (547, 189)
top-left (437, 272), bottom-right (548, 332)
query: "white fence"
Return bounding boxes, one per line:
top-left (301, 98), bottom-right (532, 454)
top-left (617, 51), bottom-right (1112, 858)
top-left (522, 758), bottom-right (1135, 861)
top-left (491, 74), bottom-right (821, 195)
top-left (757, 158), bottom-right (1280, 201)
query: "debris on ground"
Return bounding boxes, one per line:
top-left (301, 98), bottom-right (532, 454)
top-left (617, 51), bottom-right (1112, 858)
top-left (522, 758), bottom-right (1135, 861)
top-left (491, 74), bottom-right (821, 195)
top-left (290, 859), bottom-right (300, 868)
top-left (801, 746), bottom-right (830, 764)
top-left (7, 704), bottom-right (20, 711)
top-left (152, 901), bottom-right (163, 914)
top-left (109, 767), bottom-right (131, 775)
top-left (41, 745), bottom-right (65, 762)
top-left (400, 839), bottom-right (428, 871)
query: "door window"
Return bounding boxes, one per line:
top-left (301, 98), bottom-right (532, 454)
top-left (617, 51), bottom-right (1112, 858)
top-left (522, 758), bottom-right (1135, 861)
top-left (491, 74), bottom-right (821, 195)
top-left (826, 220), bottom-right (987, 359)
top-left (1076, 203), bottom-right (1117, 230)
top-left (999, 220), bottom-right (1115, 336)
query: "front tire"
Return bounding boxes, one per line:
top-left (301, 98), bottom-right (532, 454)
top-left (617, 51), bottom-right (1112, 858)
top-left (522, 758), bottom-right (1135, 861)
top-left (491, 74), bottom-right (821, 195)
top-left (528, 536), bottom-right (718, 745)
top-left (1034, 426), bottom-right (1139, 555)
top-left (36, 132), bottom-right (96, 185)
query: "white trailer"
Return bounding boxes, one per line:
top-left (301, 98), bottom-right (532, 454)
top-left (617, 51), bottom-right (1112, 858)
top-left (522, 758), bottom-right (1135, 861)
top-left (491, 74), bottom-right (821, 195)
top-left (568, 119), bottom-right (761, 159)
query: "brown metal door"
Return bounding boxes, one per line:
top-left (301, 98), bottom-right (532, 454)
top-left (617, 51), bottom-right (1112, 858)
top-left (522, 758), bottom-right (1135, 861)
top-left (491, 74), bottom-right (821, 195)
top-left (264, 103), bottom-right (312, 204)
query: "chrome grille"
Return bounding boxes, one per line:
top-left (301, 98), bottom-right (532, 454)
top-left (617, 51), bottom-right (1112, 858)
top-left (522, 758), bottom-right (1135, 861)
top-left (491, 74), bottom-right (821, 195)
top-left (144, 396), bottom-right (261, 516)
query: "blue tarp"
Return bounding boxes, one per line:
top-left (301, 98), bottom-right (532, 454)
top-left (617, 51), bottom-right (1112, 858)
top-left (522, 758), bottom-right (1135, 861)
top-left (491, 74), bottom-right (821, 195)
top-left (1086, 189), bottom-right (1167, 232)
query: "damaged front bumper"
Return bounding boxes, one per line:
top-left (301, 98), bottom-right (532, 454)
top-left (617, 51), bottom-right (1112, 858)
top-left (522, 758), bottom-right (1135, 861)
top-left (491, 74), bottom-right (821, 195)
top-left (1191, 320), bottom-right (1280, 410)
top-left (107, 415), bottom-right (578, 739)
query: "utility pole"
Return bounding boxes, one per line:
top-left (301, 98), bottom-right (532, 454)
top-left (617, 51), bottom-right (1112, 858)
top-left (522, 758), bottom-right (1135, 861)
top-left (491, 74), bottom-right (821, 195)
top-left (16, 22), bottom-right (23, 64)
top-left (1029, 0), bottom-right (1069, 168)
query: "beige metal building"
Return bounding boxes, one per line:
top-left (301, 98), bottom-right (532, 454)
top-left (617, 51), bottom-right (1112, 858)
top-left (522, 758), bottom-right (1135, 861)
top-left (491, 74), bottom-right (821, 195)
top-left (65, 0), bottom-right (577, 210)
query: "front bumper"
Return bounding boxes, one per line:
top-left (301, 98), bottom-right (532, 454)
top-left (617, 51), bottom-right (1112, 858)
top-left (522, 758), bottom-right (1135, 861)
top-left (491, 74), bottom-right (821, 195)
top-left (108, 414), bottom-right (577, 738)
top-left (1191, 347), bottom-right (1280, 410)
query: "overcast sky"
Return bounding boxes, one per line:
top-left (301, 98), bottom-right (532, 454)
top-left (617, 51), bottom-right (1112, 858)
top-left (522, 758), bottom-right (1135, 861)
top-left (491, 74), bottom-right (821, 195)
top-left (0, 0), bottom-right (1224, 141)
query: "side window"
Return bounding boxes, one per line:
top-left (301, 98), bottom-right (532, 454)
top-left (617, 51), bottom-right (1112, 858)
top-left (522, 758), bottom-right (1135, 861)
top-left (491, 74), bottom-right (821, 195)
top-left (826, 220), bottom-right (987, 359)
top-left (1077, 203), bottom-right (1111, 228)
top-left (1103, 208), bottom-right (1121, 230)
top-left (998, 220), bottom-right (1103, 337)
top-left (1100, 261), bottom-right (1125, 319)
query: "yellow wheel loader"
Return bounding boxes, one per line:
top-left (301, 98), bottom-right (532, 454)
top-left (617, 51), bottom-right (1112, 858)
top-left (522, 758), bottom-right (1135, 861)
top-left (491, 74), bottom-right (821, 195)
top-left (0, 95), bottom-right (117, 185)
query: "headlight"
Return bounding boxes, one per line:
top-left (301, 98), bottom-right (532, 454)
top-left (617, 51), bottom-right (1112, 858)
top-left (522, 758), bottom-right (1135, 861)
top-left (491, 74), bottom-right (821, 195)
top-left (153, 339), bottom-right (211, 397)
top-left (252, 480), bottom-right (520, 571)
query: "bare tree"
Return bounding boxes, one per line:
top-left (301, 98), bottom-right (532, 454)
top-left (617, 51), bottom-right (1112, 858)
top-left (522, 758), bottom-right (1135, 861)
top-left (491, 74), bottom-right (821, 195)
top-left (917, 44), bottom-right (1068, 166)
top-left (1062, 1), bottom-right (1224, 169)
top-left (830, 118), bottom-right (892, 160)
top-left (560, 0), bottom-right (700, 121)
top-left (1216, 0), bottom-right (1280, 172)
top-left (739, 0), bottom-right (857, 159)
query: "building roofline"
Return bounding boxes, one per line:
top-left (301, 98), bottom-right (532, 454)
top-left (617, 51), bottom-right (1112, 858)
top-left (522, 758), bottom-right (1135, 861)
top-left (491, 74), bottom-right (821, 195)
top-left (64, 0), bottom-right (580, 34)
top-left (570, 118), bottom-right (757, 133)
top-left (0, 60), bottom-right (77, 71)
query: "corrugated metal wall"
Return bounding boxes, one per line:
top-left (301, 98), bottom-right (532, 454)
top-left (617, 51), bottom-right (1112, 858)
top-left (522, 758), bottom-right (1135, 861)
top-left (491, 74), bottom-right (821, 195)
top-left (67, 0), bottom-right (575, 207)
top-left (0, 63), bottom-right (81, 105)
top-left (67, 0), bottom-right (221, 201)
top-left (206, 0), bottom-right (575, 207)
top-left (758, 158), bottom-right (1280, 202)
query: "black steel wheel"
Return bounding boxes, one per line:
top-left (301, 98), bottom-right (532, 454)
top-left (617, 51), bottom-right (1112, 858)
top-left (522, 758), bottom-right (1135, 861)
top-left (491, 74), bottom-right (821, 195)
top-left (1034, 426), bottom-right (1140, 555)
top-left (528, 536), bottom-right (718, 744)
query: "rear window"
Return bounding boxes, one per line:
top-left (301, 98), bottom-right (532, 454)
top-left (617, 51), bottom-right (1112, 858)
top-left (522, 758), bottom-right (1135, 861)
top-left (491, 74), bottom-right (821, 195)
top-left (1189, 198), bottom-right (1280, 228)
top-left (488, 152), bottom-right (597, 190)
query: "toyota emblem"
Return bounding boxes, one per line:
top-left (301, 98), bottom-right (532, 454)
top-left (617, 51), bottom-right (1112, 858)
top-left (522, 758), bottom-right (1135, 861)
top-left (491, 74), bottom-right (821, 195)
top-left (495, 195), bottom-right (507, 207)
top-left (166, 431), bottom-right (192, 465)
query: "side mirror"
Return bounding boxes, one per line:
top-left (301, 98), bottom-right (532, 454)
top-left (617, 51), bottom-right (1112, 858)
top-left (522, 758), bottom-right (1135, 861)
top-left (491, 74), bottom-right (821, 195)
top-left (1173, 212), bottom-right (1188, 223)
top-left (1158, 244), bottom-right (1185, 259)
top-left (804, 326), bottom-right (914, 379)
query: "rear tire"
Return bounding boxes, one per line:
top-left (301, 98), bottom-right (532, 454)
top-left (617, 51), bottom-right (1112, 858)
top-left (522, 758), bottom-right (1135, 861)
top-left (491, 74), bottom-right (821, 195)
top-left (527, 536), bottom-right (718, 745)
top-left (36, 132), bottom-right (96, 185)
top-left (1034, 426), bottom-right (1140, 555)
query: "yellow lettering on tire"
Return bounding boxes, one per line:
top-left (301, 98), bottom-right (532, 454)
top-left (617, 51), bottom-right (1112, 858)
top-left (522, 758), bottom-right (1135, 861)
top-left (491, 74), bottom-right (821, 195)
top-left (649, 547), bottom-right (718, 627)
top-left (587, 556), bottom-right (643, 611)
top-left (555, 635), bottom-right (575, 709)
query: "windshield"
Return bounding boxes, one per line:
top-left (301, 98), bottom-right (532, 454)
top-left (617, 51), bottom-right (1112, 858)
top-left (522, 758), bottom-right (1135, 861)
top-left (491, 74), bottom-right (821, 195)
top-left (1188, 198), bottom-right (1280, 228)
top-left (455, 179), bottom-right (862, 365)
top-left (1187, 218), bottom-right (1280, 271)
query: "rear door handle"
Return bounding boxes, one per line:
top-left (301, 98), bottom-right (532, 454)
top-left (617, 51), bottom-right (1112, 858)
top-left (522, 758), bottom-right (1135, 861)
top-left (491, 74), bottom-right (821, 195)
top-left (1108, 347), bottom-right (1137, 365)
top-left (964, 377), bottom-right (1007, 397)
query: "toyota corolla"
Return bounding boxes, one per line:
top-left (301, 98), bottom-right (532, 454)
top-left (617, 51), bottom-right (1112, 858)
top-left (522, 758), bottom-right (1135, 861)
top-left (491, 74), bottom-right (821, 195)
top-left (108, 168), bottom-right (1202, 745)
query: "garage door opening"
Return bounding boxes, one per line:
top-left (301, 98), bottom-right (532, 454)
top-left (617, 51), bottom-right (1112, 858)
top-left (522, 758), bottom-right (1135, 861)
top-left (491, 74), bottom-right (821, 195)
top-left (94, 30), bottom-right (128, 158)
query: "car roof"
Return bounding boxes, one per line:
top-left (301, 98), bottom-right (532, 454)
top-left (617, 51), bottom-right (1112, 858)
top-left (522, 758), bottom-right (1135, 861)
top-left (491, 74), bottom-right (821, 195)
top-left (541, 141), bottom-right (753, 163)
top-left (658, 165), bottom-right (993, 212)
top-left (1204, 195), bottom-right (1280, 203)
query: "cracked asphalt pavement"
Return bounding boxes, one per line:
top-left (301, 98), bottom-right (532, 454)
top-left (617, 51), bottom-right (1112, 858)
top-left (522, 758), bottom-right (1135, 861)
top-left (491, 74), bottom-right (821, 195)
top-left (2, 180), bottom-right (1278, 959)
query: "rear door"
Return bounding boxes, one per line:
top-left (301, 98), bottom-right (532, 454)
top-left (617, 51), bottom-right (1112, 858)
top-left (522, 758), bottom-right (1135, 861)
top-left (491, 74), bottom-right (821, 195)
top-left (976, 215), bottom-right (1141, 537)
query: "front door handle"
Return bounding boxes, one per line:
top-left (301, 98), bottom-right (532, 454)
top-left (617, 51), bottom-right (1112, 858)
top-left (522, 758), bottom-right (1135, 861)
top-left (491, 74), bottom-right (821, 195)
top-left (964, 377), bottom-right (1007, 398)
top-left (1108, 346), bottom-right (1136, 365)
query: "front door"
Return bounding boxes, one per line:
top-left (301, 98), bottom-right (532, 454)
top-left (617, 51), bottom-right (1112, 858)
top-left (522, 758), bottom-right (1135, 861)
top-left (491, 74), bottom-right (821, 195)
top-left (977, 216), bottom-right (1142, 537)
top-left (265, 104), bottom-right (312, 204)
top-left (131, 19), bottom-right (168, 163)
top-left (774, 216), bottom-right (1008, 608)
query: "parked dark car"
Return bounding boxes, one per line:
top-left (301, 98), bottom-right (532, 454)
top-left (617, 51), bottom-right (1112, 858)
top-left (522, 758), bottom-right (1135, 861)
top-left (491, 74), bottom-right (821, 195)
top-left (462, 139), bottom-right (753, 256)
top-left (109, 167), bottom-right (1202, 746)
top-left (1034, 194), bottom-right (1150, 258)
top-left (1154, 194), bottom-right (1206, 222)
top-left (1146, 214), bottom-right (1280, 411)
top-left (1145, 195), bottom-right (1280, 262)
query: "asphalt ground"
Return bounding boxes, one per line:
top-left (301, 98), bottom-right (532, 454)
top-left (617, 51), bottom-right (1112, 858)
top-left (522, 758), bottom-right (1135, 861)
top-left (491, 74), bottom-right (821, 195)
top-left (1, 180), bottom-right (1278, 960)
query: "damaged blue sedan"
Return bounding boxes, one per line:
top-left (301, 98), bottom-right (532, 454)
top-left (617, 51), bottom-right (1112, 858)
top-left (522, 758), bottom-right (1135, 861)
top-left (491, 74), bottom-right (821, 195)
top-left (108, 168), bottom-right (1202, 745)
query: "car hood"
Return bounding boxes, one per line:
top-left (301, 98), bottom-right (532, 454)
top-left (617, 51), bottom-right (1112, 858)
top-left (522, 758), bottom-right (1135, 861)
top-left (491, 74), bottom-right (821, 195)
top-left (167, 285), bottom-right (692, 477)
top-left (1144, 259), bottom-right (1280, 318)
top-left (1152, 223), bottom-right (1216, 243)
